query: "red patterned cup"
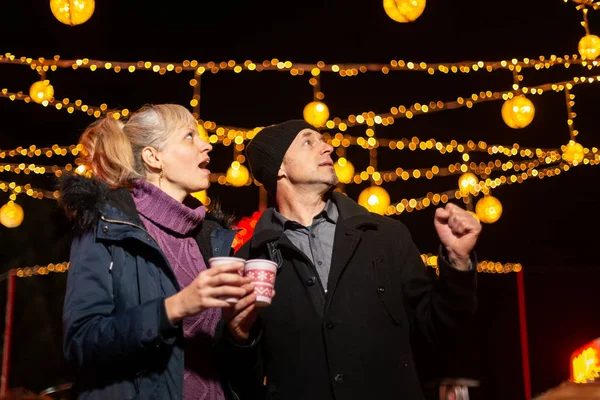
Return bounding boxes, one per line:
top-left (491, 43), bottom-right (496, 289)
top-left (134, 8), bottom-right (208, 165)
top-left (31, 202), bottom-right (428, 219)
top-left (208, 256), bottom-right (246, 304)
top-left (244, 259), bottom-right (277, 307)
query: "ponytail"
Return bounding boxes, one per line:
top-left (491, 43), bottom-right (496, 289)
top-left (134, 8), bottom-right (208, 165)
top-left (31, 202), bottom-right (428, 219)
top-left (78, 117), bottom-right (139, 188)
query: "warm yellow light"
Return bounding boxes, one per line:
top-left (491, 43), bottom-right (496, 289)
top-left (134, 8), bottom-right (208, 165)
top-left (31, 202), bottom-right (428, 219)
top-left (303, 101), bottom-right (330, 127)
top-left (191, 190), bottom-right (207, 204)
top-left (334, 157), bottom-right (355, 184)
top-left (562, 141), bottom-right (585, 165)
top-left (75, 165), bottom-right (86, 175)
top-left (501, 95), bottom-right (535, 129)
top-left (0, 201), bottom-right (24, 228)
top-left (226, 162), bottom-right (250, 187)
top-left (50, 0), bottom-right (95, 26)
top-left (383, 0), bottom-right (426, 23)
top-left (571, 339), bottom-right (600, 384)
top-left (458, 172), bottom-right (479, 195)
top-left (358, 186), bottom-right (390, 215)
top-left (197, 124), bottom-right (209, 142)
top-left (578, 34), bottom-right (600, 61)
top-left (475, 195), bottom-right (502, 224)
top-left (29, 80), bottom-right (54, 104)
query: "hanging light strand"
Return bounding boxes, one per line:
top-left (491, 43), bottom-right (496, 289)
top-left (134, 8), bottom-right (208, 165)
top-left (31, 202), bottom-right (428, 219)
top-left (421, 253), bottom-right (522, 274)
top-left (383, 160), bottom-right (597, 216)
top-left (0, 180), bottom-right (58, 200)
top-left (5, 256), bottom-right (520, 280)
top-left (565, 88), bottom-right (579, 140)
top-left (4, 72), bottom-right (600, 135)
top-left (1, 53), bottom-right (599, 77)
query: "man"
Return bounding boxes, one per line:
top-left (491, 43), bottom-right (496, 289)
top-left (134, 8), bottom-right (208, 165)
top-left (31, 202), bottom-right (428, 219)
top-left (226, 119), bottom-right (481, 400)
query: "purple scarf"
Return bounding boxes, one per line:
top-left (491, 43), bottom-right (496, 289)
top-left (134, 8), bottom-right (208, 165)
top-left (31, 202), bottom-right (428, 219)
top-left (132, 180), bottom-right (224, 400)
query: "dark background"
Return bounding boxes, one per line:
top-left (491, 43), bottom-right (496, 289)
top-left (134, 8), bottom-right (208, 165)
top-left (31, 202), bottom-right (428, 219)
top-left (1, 1), bottom-right (600, 398)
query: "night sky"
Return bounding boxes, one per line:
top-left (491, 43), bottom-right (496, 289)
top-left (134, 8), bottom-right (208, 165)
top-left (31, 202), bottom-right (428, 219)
top-left (1, 1), bottom-right (600, 398)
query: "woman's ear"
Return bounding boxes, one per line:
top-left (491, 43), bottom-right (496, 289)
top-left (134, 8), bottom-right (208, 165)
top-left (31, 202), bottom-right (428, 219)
top-left (141, 146), bottom-right (161, 170)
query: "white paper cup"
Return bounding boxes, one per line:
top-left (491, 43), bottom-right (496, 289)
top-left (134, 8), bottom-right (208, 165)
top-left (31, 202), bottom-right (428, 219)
top-left (244, 259), bottom-right (277, 307)
top-left (208, 257), bottom-right (246, 304)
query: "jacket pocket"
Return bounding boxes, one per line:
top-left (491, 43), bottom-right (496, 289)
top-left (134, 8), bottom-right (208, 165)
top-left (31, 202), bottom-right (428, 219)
top-left (373, 258), bottom-right (403, 325)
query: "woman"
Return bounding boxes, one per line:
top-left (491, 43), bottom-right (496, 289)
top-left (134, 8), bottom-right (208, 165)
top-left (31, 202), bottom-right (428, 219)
top-left (59, 104), bottom-right (254, 399)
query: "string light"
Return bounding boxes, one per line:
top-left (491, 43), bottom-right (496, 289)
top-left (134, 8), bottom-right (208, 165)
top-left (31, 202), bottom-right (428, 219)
top-left (3, 154), bottom-right (582, 215)
top-left (382, 160), bottom-right (596, 216)
top-left (0, 136), bottom-right (568, 168)
top-left (0, 162), bottom-right (75, 176)
top-left (7, 71), bottom-right (600, 137)
top-left (564, 87), bottom-right (579, 140)
top-left (0, 181), bottom-right (58, 200)
top-left (0, 89), bottom-right (119, 119)
top-left (422, 253), bottom-right (522, 274)
top-left (14, 262), bottom-right (70, 278)
top-left (0, 144), bottom-right (83, 159)
top-left (1, 53), bottom-right (598, 77)
top-left (323, 75), bottom-right (600, 130)
top-left (1, 37), bottom-right (597, 283)
top-left (7, 256), bottom-right (519, 280)
top-left (1, 48), bottom-right (599, 235)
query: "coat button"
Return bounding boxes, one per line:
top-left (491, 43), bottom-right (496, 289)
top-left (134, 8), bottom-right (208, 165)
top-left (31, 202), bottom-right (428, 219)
top-left (326, 322), bottom-right (334, 329)
top-left (377, 286), bottom-right (385, 293)
top-left (214, 247), bottom-right (220, 252)
top-left (102, 225), bottom-right (108, 233)
top-left (306, 277), bottom-right (316, 286)
top-left (334, 373), bottom-right (344, 383)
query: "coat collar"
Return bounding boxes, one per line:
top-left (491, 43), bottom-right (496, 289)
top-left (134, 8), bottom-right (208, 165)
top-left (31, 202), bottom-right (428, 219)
top-left (250, 191), bottom-right (379, 249)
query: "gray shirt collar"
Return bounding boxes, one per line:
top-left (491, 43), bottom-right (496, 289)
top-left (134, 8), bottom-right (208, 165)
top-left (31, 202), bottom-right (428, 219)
top-left (272, 198), bottom-right (339, 231)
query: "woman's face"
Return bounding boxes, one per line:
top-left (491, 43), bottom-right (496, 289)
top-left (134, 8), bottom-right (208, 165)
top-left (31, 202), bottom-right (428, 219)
top-left (158, 125), bottom-right (213, 199)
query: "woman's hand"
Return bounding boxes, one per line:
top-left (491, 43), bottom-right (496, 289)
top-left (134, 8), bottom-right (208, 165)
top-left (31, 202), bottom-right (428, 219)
top-left (165, 262), bottom-right (253, 324)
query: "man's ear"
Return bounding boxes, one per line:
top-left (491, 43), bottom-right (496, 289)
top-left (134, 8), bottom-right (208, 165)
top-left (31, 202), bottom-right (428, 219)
top-left (141, 146), bottom-right (162, 171)
top-left (277, 161), bottom-right (286, 179)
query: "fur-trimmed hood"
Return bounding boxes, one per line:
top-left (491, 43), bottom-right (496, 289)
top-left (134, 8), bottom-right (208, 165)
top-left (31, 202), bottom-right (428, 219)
top-left (57, 173), bottom-right (236, 234)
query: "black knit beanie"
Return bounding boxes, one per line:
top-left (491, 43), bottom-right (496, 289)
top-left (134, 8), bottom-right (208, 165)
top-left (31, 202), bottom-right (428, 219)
top-left (246, 119), bottom-right (315, 196)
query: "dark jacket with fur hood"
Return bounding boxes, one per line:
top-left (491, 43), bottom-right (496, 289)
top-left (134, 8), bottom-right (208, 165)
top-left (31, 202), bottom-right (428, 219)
top-left (58, 174), bottom-right (240, 400)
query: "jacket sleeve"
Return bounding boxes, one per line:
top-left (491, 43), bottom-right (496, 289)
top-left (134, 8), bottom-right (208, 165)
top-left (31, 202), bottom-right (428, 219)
top-left (394, 222), bottom-right (477, 348)
top-left (62, 231), bottom-right (177, 370)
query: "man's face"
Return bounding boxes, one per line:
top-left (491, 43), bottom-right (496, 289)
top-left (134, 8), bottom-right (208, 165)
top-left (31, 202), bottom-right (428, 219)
top-left (278, 128), bottom-right (339, 191)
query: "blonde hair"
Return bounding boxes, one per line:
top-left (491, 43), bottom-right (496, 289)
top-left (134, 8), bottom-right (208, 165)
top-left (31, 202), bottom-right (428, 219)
top-left (78, 104), bottom-right (198, 187)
